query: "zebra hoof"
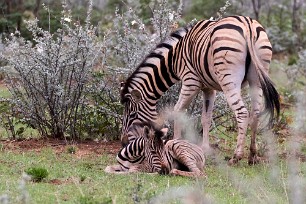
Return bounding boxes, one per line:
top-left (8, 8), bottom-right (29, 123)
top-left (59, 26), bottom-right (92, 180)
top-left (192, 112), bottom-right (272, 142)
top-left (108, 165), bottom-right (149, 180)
top-left (104, 165), bottom-right (116, 173)
top-left (248, 155), bottom-right (262, 165)
top-left (104, 164), bottom-right (124, 173)
top-left (169, 169), bottom-right (180, 176)
top-left (228, 156), bottom-right (242, 166)
top-left (159, 166), bottom-right (170, 175)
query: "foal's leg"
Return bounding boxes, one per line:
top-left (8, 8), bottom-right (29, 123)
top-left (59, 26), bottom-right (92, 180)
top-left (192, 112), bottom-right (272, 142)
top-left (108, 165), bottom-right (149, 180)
top-left (170, 168), bottom-right (206, 177)
top-left (104, 164), bottom-right (128, 174)
top-left (170, 157), bottom-right (205, 177)
top-left (170, 158), bottom-right (206, 177)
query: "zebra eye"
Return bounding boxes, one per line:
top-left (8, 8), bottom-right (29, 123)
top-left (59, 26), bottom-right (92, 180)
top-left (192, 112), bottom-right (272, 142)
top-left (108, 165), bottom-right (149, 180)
top-left (130, 112), bottom-right (137, 118)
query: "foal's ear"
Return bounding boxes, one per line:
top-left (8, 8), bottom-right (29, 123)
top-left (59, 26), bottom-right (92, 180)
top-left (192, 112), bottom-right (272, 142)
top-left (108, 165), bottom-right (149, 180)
top-left (143, 125), bottom-right (150, 138)
top-left (130, 89), bottom-right (142, 102)
top-left (120, 82), bottom-right (125, 91)
top-left (160, 128), bottom-right (168, 137)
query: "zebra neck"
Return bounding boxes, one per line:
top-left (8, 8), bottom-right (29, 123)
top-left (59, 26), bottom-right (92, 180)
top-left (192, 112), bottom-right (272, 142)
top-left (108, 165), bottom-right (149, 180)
top-left (125, 27), bottom-right (191, 101)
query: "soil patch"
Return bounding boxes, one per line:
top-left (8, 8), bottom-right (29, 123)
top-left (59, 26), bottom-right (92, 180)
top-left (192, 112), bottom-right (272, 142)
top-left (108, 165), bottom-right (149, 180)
top-left (0, 138), bottom-right (122, 158)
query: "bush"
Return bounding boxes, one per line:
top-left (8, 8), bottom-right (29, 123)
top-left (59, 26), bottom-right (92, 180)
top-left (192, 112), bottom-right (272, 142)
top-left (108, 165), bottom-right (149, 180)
top-left (79, 72), bottom-right (123, 140)
top-left (282, 50), bottom-right (306, 91)
top-left (0, 1), bottom-right (106, 139)
top-left (0, 0), bottom-right (268, 141)
top-left (67, 146), bottom-right (77, 154)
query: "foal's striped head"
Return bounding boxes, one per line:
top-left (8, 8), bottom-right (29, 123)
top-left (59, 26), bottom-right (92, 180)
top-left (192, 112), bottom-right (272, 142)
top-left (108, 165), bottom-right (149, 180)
top-left (116, 121), bottom-right (168, 173)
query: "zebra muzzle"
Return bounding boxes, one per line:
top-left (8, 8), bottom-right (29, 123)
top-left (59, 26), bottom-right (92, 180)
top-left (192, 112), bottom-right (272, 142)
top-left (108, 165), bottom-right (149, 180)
top-left (159, 163), bottom-right (169, 175)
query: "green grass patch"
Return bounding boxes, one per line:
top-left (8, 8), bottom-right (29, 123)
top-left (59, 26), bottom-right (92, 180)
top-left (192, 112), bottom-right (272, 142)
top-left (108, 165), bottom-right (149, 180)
top-left (0, 85), bottom-right (11, 98)
top-left (25, 167), bottom-right (49, 182)
top-left (0, 146), bottom-right (305, 203)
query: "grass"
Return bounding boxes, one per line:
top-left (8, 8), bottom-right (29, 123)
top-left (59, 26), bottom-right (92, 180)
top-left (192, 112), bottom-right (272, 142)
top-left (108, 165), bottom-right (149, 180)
top-left (0, 85), bottom-right (11, 98)
top-left (0, 145), bottom-right (305, 204)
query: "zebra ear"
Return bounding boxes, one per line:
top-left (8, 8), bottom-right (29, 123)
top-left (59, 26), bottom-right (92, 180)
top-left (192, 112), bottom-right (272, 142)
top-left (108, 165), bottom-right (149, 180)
top-left (120, 82), bottom-right (125, 91)
top-left (160, 128), bottom-right (168, 137)
top-left (130, 89), bottom-right (142, 102)
top-left (143, 126), bottom-right (150, 138)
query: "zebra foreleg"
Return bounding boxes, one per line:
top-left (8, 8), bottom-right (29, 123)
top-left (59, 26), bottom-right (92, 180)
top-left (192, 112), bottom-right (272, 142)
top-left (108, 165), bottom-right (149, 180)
top-left (173, 80), bottom-right (201, 139)
top-left (105, 164), bottom-right (159, 174)
top-left (104, 164), bottom-right (129, 174)
top-left (201, 89), bottom-right (216, 155)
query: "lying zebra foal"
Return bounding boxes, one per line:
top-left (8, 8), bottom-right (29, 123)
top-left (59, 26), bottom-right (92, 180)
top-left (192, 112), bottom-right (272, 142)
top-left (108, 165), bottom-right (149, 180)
top-left (105, 122), bottom-right (206, 177)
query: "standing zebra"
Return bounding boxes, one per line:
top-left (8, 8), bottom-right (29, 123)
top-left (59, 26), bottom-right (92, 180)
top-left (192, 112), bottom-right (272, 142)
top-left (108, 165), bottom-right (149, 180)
top-left (120, 16), bottom-right (280, 165)
top-left (105, 122), bottom-right (205, 177)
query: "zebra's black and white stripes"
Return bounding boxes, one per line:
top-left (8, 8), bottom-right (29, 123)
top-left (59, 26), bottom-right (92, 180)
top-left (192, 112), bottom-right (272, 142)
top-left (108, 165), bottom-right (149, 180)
top-left (105, 122), bottom-right (167, 174)
top-left (120, 15), bottom-right (280, 165)
top-left (105, 122), bottom-right (205, 177)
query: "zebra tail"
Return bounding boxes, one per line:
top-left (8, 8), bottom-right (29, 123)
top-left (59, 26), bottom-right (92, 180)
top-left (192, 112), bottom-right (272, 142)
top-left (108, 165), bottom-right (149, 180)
top-left (257, 69), bottom-right (280, 127)
top-left (245, 24), bottom-right (280, 128)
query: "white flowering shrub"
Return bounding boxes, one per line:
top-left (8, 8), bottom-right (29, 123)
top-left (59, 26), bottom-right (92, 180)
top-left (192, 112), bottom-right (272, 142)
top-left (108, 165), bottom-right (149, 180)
top-left (284, 50), bottom-right (306, 88)
top-left (109, 0), bottom-right (183, 75)
top-left (266, 26), bottom-right (298, 53)
top-left (0, 1), bottom-right (106, 139)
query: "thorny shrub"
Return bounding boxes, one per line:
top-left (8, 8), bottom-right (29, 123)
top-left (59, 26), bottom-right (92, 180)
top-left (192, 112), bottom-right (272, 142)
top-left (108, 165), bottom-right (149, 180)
top-left (283, 50), bottom-right (306, 90)
top-left (0, 1), bottom-right (107, 139)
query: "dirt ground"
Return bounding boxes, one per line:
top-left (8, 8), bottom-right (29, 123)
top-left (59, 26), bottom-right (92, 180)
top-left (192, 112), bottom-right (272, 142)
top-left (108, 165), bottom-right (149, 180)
top-left (1, 134), bottom-right (305, 162)
top-left (0, 138), bottom-right (122, 158)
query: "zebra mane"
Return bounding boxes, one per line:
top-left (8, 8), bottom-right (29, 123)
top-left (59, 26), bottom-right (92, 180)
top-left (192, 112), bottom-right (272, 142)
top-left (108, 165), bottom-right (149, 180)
top-left (120, 24), bottom-right (194, 104)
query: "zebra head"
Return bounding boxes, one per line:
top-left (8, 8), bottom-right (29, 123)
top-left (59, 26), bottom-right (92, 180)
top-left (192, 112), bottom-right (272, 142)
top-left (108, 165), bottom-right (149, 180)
top-left (142, 122), bottom-right (168, 173)
top-left (120, 83), bottom-right (158, 146)
top-left (115, 121), bottom-right (168, 173)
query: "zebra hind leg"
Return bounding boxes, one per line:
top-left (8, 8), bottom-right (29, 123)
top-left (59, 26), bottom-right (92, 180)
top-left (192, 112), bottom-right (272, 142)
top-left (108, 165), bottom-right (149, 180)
top-left (222, 87), bottom-right (249, 165)
top-left (248, 66), bottom-right (263, 165)
top-left (248, 106), bottom-right (262, 165)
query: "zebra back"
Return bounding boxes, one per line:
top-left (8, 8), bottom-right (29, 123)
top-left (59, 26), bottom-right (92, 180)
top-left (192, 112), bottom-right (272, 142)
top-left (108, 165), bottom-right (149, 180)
top-left (162, 139), bottom-right (205, 173)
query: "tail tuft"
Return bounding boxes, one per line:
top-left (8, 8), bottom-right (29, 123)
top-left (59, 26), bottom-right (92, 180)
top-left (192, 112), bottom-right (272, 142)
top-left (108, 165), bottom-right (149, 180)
top-left (258, 69), bottom-right (280, 128)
